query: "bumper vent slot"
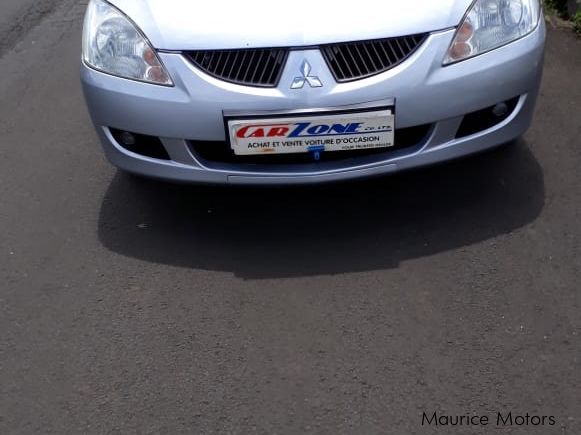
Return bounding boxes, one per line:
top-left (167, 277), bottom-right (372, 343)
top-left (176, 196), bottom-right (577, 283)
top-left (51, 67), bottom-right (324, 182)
top-left (321, 34), bottom-right (428, 82)
top-left (185, 48), bottom-right (289, 88)
top-left (189, 124), bottom-right (432, 167)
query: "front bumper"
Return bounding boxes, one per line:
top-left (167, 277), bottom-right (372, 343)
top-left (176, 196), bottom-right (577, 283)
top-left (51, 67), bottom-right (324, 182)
top-left (81, 22), bottom-right (545, 185)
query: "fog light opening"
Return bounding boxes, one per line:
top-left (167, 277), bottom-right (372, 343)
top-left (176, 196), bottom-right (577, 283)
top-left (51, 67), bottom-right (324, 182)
top-left (110, 128), bottom-right (171, 160)
top-left (492, 102), bottom-right (509, 118)
top-left (118, 131), bottom-right (136, 146)
top-left (455, 97), bottom-right (520, 139)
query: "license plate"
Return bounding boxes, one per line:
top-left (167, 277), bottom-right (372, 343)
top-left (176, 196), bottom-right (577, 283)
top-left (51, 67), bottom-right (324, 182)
top-left (227, 108), bottom-right (395, 156)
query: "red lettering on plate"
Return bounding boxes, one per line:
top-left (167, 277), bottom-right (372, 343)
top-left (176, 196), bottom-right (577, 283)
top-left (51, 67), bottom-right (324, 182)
top-left (237, 124), bottom-right (291, 139)
top-left (267, 127), bottom-right (290, 137)
top-left (248, 128), bottom-right (265, 138)
top-left (236, 126), bottom-right (266, 138)
top-left (236, 126), bottom-right (252, 138)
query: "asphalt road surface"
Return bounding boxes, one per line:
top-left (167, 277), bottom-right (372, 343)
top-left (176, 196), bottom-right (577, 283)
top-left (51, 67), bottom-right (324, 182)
top-left (1, 2), bottom-right (580, 434)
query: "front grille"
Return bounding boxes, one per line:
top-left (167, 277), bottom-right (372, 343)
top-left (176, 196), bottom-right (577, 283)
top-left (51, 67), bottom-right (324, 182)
top-left (185, 34), bottom-right (428, 87)
top-left (321, 34), bottom-right (428, 82)
top-left (189, 124), bottom-right (432, 167)
top-left (185, 48), bottom-right (289, 88)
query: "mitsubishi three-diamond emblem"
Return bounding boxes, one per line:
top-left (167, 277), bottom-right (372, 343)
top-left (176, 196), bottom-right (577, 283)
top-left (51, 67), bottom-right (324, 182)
top-left (290, 60), bottom-right (323, 89)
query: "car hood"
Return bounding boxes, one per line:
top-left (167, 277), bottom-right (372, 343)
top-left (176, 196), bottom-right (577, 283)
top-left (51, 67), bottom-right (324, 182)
top-left (108, 0), bottom-right (472, 50)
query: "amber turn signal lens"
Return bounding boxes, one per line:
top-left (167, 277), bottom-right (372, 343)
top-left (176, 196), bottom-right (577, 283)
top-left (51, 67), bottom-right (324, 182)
top-left (449, 42), bottom-right (473, 60)
top-left (457, 21), bottom-right (474, 43)
top-left (143, 48), bottom-right (158, 66)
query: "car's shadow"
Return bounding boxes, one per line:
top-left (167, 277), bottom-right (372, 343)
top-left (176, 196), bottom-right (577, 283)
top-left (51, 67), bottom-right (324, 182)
top-left (98, 140), bottom-right (545, 279)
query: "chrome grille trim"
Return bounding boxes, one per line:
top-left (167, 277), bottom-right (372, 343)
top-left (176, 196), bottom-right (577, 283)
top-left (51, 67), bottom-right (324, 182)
top-left (321, 34), bottom-right (429, 82)
top-left (185, 48), bottom-right (289, 88)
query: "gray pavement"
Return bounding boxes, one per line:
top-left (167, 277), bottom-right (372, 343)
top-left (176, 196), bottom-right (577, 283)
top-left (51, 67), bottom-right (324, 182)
top-left (1, 2), bottom-right (580, 434)
top-left (0, 0), bottom-right (64, 57)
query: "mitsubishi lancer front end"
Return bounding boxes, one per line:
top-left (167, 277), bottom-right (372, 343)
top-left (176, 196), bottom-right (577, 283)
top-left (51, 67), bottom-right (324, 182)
top-left (81, 0), bottom-right (545, 184)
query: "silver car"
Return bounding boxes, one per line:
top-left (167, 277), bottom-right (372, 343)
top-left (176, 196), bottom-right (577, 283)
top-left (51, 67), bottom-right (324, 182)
top-left (81, 0), bottom-right (545, 184)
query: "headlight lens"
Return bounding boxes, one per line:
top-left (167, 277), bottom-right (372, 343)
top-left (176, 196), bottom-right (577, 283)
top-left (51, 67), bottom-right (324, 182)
top-left (444, 0), bottom-right (541, 65)
top-left (82, 0), bottom-right (173, 85)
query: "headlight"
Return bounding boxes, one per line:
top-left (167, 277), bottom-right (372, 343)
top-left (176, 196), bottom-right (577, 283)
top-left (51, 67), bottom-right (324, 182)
top-left (444, 0), bottom-right (541, 65)
top-left (82, 0), bottom-right (173, 85)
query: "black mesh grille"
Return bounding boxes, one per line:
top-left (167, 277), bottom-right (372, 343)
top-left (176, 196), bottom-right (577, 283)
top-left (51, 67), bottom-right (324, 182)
top-left (185, 48), bottom-right (289, 88)
top-left (321, 34), bottom-right (428, 82)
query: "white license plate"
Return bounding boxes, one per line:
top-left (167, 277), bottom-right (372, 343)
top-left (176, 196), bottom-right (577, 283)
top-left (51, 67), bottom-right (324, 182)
top-left (227, 108), bottom-right (395, 156)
